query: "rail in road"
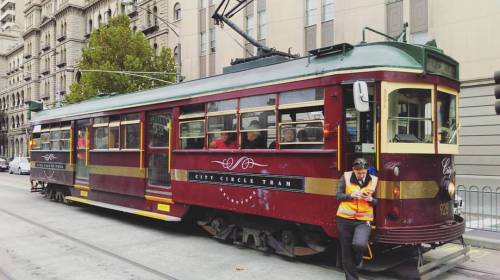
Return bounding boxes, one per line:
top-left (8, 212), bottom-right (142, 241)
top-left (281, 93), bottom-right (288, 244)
top-left (0, 207), bottom-right (178, 280)
top-left (1, 173), bottom-right (500, 280)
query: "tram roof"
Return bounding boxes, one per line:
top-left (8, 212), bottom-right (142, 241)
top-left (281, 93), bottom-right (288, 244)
top-left (33, 41), bottom-right (458, 123)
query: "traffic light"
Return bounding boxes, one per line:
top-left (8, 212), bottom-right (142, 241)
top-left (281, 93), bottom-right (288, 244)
top-left (496, 71), bottom-right (500, 115)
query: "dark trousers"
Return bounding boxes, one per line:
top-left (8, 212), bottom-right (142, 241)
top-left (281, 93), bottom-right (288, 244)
top-left (336, 217), bottom-right (371, 280)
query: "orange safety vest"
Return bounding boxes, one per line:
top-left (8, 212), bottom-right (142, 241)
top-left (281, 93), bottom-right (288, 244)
top-left (336, 171), bottom-right (378, 221)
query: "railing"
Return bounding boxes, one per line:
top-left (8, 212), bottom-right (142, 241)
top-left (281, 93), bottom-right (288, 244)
top-left (456, 185), bottom-right (500, 232)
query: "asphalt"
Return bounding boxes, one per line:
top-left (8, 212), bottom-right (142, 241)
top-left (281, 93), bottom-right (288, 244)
top-left (463, 229), bottom-right (500, 251)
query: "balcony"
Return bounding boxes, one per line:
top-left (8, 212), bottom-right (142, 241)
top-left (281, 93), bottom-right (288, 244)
top-left (56, 58), bottom-right (67, 68)
top-left (127, 6), bottom-right (138, 17)
top-left (57, 87), bottom-right (67, 95)
top-left (142, 22), bottom-right (159, 35)
top-left (41, 42), bottom-right (50, 51)
top-left (0, 0), bottom-right (15, 11)
top-left (56, 33), bottom-right (67, 42)
top-left (24, 72), bottom-right (32, 81)
top-left (24, 52), bottom-right (32, 59)
top-left (0, 9), bottom-right (15, 23)
top-left (41, 67), bottom-right (50, 75)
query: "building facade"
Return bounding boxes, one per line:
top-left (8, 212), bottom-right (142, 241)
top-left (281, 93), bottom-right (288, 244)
top-left (0, 0), bottom-right (499, 188)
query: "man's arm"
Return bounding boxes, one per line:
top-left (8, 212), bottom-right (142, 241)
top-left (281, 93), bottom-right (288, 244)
top-left (336, 175), bottom-right (353, 201)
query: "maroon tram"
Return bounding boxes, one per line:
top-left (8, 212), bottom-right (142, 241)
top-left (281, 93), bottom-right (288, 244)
top-left (29, 41), bottom-right (467, 275)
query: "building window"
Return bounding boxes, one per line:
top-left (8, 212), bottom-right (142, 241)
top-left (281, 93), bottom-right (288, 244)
top-left (200, 31), bottom-right (207, 56)
top-left (174, 2), bottom-right (181, 21)
top-left (306, 0), bottom-right (318, 26)
top-left (209, 28), bottom-right (216, 53)
top-left (322, 0), bottom-right (334, 22)
top-left (257, 11), bottom-right (267, 40)
top-left (245, 14), bottom-right (255, 37)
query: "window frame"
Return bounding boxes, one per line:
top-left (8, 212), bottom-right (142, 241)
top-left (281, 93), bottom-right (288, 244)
top-left (381, 81), bottom-right (437, 154)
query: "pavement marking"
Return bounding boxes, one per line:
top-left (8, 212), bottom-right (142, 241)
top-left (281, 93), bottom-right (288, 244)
top-left (0, 206), bottom-right (179, 280)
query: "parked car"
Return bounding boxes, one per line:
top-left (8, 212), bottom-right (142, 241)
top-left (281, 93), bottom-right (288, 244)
top-left (9, 156), bottom-right (31, 175)
top-left (0, 157), bottom-right (8, 171)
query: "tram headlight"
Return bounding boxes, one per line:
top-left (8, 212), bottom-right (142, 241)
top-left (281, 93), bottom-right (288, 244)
top-left (393, 166), bottom-right (400, 177)
top-left (447, 181), bottom-right (456, 198)
top-left (439, 177), bottom-right (455, 201)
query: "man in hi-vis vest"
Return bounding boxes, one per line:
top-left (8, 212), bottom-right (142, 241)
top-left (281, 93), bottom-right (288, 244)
top-left (336, 158), bottom-right (378, 280)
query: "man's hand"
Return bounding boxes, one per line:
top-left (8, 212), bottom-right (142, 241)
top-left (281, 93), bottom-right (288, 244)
top-left (360, 192), bottom-right (373, 202)
top-left (350, 191), bottom-right (363, 199)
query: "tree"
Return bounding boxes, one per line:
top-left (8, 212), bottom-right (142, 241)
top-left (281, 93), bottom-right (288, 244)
top-left (66, 15), bottom-right (176, 104)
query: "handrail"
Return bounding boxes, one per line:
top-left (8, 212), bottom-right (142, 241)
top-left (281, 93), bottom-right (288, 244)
top-left (85, 127), bottom-right (89, 166)
top-left (168, 122), bottom-right (172, 175)
top-left (337, 124), bottom-right (341, 171)
top-left (69, 127), bottom-right (73, 166)
top-left (139, 121), bottom-right (144, 170)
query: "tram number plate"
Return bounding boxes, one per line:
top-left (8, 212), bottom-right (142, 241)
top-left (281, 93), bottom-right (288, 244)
top-left (439, 202), bottom-right (450, 216)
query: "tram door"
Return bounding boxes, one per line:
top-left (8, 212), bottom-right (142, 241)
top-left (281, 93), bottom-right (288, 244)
top-left (342, 84), bottom-right (377, 170)
top-left (146, 110), bottom-right (172, 197)
top-left (75, 119), bottom-right (90, 183)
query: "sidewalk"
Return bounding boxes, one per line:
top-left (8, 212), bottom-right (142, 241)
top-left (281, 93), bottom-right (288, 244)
top-left (463, 229), bottom-right (500, 250)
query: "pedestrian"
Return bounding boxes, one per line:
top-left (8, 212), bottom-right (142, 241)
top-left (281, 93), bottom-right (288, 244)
top-left (336, 158), bottom-right (378, 280)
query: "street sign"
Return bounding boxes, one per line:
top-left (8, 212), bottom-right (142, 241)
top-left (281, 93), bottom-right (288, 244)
top-left (495, 71), bottom-right (500, 115)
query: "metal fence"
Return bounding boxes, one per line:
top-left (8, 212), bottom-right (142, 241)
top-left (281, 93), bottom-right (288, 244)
top-left (456, 185), bottom-right (500, 232)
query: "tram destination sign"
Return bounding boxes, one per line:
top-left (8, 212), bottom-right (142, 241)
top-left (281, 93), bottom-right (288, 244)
top-left (187, 170), bottom-right (304, 192)
top-left (35, 162), bottom-right (66, 170)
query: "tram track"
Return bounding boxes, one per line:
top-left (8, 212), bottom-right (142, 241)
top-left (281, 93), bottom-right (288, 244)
top-left (0, 206), bottom-right (179, 280)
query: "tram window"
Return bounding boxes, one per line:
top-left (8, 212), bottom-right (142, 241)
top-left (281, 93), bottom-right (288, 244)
top-left (279, 88), bottom-right (323, 105)
top-left (180, 119), bottom-right (205, 149)
top-left (279, 106), bottom-right (324, 149)
top-left (437, 91), bottom-right (457, 144)
top-left (148, 154), bottom-right (170, 186)
top-left (31, 133), bottom-right (41, 150)
top-left (148, 111), bottom-right (170, 147)
top-left (40, 129), bottom-right (50, 150)
top-left (50, 128), bottom-right (61, 151)
top-left (94, 116), bottom-right (109, 124)
top-left (240, 94), bottom-right (276, 108)
top-left (94, 127), bottom-right (109, 149)
top-left (387, 88), bottom-right (432, 143)
top-left (181, 103), bottom-right (204, 115)
top-left (208, 114), bottom-right (238, 149)
top-left (240, 111), bottom-right (275, 149)
top-left (121, 114), bottom-right (140, 149)
top-left (207, 99), bottom-right (237, 112)
top-left (60, 128), bottom-right (71, 150)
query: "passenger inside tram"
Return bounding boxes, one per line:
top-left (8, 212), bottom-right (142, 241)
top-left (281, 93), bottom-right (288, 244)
top-left (242, 122), bottom-right (267, 149)
top-left (209, 132), bottom-right (237, 149)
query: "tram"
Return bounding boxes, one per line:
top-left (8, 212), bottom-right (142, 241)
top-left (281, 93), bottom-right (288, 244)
top-left (29, 41), bottom-right (467, 276)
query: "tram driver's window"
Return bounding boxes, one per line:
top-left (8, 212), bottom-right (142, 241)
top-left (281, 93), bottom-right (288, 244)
top-left (179, 104), bottom-right (205, 149)
top-left (278, 88), bottom-right (324, 149)
top-left (121, 114), bottom-right (140, 149)
top-left (240, 94), bottom-right (276, 149)
top-left (387, 88), bottom-right (432, 143)
top-left (207, 99), bottom-right (238, 149)
top-left (437, 91), bottom-right (457, 144)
